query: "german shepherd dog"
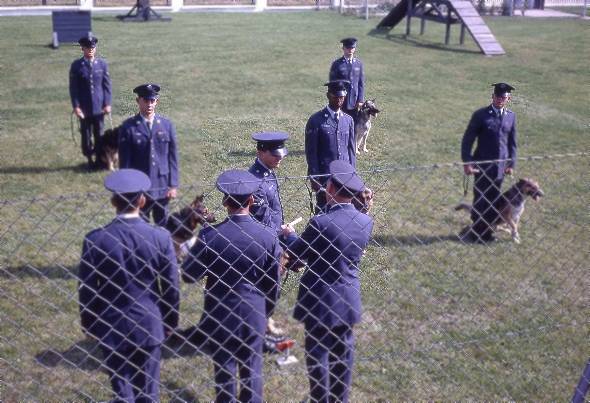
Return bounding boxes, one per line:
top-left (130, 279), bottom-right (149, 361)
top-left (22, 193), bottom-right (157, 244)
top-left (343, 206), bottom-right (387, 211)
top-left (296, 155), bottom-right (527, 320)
top-left (352, 186), bottom-right (374, 214)
top-left (456, 178), bottom-right (544, 243)
top-left (165, 195), bottom-right (217, 262)
top-left (97, 126), bottom-right (120, 171)
top-left (355, 99), bottom-right (380, 154)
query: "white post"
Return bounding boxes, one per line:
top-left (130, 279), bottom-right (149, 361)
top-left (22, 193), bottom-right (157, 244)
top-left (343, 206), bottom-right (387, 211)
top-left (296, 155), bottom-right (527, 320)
top-left (583, 0), bottom-right (588, 18)
top-left (171, 0), bottom-right (183, 12)
top-left (331, 0), bottom-right (339, 8)
top-left (364, 0), bottom-right (369, 20)
top-left (255, 0), bottom-right (267, 11)
top-left (79, 0), bottom-right (93, 10)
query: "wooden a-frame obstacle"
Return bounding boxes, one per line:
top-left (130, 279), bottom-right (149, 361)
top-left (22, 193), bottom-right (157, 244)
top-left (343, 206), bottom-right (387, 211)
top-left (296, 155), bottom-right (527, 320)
top-left (377, 0), bottom-right (505, 56)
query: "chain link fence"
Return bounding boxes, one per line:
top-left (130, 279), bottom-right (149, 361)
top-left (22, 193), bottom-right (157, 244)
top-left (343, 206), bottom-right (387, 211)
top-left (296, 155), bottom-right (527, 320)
top-left (0, 153), bottom-right (588, 400)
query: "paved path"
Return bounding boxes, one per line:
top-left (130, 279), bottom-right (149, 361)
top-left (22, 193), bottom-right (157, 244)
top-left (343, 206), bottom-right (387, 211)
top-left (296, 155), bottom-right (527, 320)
top-left (0, 3), bottom-right (586, 17)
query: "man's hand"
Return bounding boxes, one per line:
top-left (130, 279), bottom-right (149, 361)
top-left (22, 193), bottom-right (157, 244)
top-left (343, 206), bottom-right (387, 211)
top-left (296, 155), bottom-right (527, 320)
top-left (167, 188), bottom-right (178, 199)
top-left (463, 164), bottom-right (480, 175)
top-left (74, 107), bottom-right (85, 119)
top-left (356, 101), bottom-right (363, 110)
top-left (103, 105), bottom-right (112, 114)
top-left (504, 167), bottom-right (514, 176)
top-left (280, 223), bottom-right (295, 238)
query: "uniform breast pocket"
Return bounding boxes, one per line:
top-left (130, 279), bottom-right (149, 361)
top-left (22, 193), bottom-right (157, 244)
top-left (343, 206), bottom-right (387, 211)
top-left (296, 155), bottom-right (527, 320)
top-left (156, 131), bottom-right (170, 143)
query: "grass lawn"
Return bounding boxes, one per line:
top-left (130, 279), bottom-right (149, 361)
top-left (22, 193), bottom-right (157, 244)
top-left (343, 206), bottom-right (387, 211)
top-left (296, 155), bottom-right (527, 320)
top-left (0, 11), bottom-right (588, 401)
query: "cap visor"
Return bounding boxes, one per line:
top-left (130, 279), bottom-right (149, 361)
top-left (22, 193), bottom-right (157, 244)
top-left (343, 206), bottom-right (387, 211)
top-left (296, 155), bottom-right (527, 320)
top-left (270, 147), bottom-right (288, 158)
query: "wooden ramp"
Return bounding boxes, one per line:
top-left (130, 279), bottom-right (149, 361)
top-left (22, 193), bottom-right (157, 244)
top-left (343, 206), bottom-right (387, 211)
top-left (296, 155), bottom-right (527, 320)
top-left (449, 0), bottom-right (505, 55)
top-left (376, 0), bottom-right (505, 56)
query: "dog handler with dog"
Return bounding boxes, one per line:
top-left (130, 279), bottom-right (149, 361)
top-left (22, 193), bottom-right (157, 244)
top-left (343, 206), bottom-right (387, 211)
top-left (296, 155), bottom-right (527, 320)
top-left (461, 82), bottom-right (518, 243)
top-left (69, 34), bottom-right (112, 169)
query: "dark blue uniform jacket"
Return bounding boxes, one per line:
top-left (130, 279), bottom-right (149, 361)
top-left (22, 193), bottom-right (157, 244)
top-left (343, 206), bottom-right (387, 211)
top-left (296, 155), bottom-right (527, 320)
top-left (329, 57), bottom-right (365, 111)
top-left (289, 204), bottom-right (373, 328)
top-left (182, 215), bottom-right (282, 347)
top-left (119, 114), bottom-right (179, 200)
top-left (461, 105), bottom-right (518, 180)
top-left (249, 159), bottom-right (284, 234)
top-left (79, 216), bottom-right (180, 348)
top-left (305, 108), bottom-right (356, 182)
top-left (69, 57), bottom-right (112, 117)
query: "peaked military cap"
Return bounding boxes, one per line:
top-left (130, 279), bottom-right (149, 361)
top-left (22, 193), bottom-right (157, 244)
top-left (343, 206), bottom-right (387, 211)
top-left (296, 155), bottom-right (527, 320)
top-left (78, 34), bottom-right (98, 48)
top-left (492, 82), bottom-right (515, 97)
top-left (324, 80), bottom-right (349, 97)
top-left (252, 131), bottom-right (289, 158)
top-left (329, 160), bottom-right (365, 193)
top-left (104, 169), bottom-right (151, 194)
top-left (133, 83), bottom-right (161, 100)
top-left (216, 169), bottom-right (261, 197)
top-left (340, 37), bottom-right (358, 48)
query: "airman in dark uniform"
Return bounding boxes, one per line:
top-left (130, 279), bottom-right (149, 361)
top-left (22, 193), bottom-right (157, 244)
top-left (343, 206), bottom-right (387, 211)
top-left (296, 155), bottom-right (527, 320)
top-left (329, 37), bottom-right (365, 124)
top-left (305, 80), bottom-right (356, 211)
top-left (249, 131), bottom-right (297, 245)
top-left (182, 169), bottom-right (282, 402)
top-left (69, 34), bottom-right (112, 169)
top-left (461, 83), bottom-right (518, 243)
top-left (287, 160), bottom-right (373, 402)
top-left (119, 84), bottom-right (179, 227)
top-left (78, 169), bottom-right (180, 402)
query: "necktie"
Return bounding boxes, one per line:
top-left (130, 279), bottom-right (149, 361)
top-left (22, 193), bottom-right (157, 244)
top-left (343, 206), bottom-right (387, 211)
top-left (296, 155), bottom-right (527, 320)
top-left (147, 120), bottom-right (152, 130)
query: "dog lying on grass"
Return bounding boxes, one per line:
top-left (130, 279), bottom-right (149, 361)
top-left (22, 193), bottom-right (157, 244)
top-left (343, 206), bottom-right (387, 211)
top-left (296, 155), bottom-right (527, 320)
top-left (456, 178), bottom-right (544, 244)
top-left (355, 99), bottom-right (380, 154)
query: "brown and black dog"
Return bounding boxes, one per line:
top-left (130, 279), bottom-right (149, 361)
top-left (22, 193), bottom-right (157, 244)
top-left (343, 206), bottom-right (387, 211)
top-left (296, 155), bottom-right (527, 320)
top-left (97, 126), bottom-right (120, 171)
top-left (165, 195), bottom-right (216, 262)
top-left (456, 178), bottom-right (544, 243)
top-left (355, 99), bottom-right (380, 155)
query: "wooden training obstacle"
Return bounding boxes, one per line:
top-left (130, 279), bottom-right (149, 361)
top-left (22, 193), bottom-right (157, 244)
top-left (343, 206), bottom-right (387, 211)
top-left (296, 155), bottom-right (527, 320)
top-left (377, 0), bottom-right (505, 56)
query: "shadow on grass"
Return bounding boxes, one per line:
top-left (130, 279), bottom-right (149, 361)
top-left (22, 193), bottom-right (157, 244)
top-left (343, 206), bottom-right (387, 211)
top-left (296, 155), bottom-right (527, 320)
top-left (367, 28), bottom-right (481, 55)
top-left (0, 163), bottom-right (91, 175)
top-left (35, 328), bottom-right (208, 372)
top-left (373, 232), bottom-right (463, 246)
top-left (227, 149), bottom-right (305, 158)
top-left (0, 264), bottom-right (79, 280)
top-left (35, 338), bottom-right (103, 371)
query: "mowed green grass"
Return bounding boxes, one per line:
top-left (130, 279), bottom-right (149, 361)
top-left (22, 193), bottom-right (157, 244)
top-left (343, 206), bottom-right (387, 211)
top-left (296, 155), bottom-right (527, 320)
top-left (0, 11), bottom-right (588, 401)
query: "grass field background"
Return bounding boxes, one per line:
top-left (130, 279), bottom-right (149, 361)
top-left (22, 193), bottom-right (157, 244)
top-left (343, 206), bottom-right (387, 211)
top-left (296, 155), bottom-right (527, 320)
top-left (0, 11), bottom-right (588, 400)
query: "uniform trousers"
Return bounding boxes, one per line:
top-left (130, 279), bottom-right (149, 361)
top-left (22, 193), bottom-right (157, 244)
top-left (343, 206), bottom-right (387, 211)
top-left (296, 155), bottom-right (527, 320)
top-left (471, 171), bottom-right (503, 239)
top-left (141, 196), bottom-right (169, 227)
top-left (305, 323), bottom-right (355, 403)
top-left (101, 343), bottom-right (161, 403)
top-left (211, 333), bottom-right (264, 403)
top-left (79, 114), bottom-right (104, 160)
top-left (572, 358), bottom-right (590, 403)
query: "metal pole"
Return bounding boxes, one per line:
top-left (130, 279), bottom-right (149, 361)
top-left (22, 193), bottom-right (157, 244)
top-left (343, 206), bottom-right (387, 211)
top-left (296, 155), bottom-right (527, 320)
top-left (365, 0), bottom-right (369, 20)
top-left (583, 0), bottom-right (588, 18)
top-left (405, 0), bottom-right (412, 36)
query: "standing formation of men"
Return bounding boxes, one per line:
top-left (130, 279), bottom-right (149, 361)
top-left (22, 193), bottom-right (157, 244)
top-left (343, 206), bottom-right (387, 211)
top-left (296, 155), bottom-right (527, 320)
top-left (69, 34), bottom-right (112, 169)
top-left (118, 83), bottom-right (179, 227)
top-left (461, 82), bottom-right (518, 243)
top-left (74, 32), bottom-right (528, 403)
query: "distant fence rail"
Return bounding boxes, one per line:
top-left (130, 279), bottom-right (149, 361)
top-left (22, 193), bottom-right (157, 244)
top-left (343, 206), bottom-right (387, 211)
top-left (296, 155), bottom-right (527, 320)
top-left (0, 153), bottom-right (588, 400)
